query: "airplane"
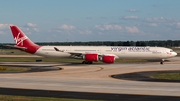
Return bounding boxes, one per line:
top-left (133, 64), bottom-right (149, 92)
top-left (7, 26), bottom-right (177, 64)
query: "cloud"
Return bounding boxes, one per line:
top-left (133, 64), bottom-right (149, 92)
top-left (143, 17), bottom-right (164, 22)
top-left (113, 25), bottom-right (123, 30)
top-left (123, 16), bottom-right (138, 20)
top-left (53, 24), bottom-right (78, 35)
top-left (87, 17), bottom-right (92, 19)
top-left (64, 19), bottom-right (70, 20)
top-left (148, 23), bottom-right (157, 26)
top-left (152, 5), bottom-right (158, 7)
top-left (142, 17), bottom-right (180, 30)
top-left (126, 9), bottom-right (138, 12)
top-left (95, 24), bottom-right (122, 31)
top-left (78, 29), bottom-right (92, 35)
top-left (0, 24), bottom-right (13, 29)
top-left (177, 22), bottom-right (180, 28)
top-left (85, 30), bottom-right (92, 34)
top-left (142, 17), bottom-right (177, 23)
top-left (19, 27), bottom-right (31, 34)
top-left (103, 25), bottom-right (112, 30)
top-left (168, 22), bottom-right (177, 26)
top-left (0, 24), bottom-right (13, 35)
top-left (54, 30), bottom-right (62, 33)
top-left (20, 23), bottom-right (39, 34)
top-left (125, 26), bottom-right (139, 33)
top-left (125, 26), bottom-right (146, 35)
top-left (175, 30), bottom-right (180, 32)
top-left (145, 23), bottom-right (158, 27)
top-left (27, 23), bottom-right (37, 27)
top-left (100, 17), bottom-right (107, 19)
top-left (98, 32), bottom-right (103, 35)
top-left (33, 28), bottom-right (39, 32)
top-left (58, 24), bottom-right (76, 30)
top-left (95, 25), bottom-right (104, 31)
top-left (0, 31), bottom-right (5, 34)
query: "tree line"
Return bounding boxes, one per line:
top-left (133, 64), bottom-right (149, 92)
top-left (0, 40), bottom-right (180, 49)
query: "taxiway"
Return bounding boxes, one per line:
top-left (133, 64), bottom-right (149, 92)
top-left (0, 57), bottom-right (180, 98)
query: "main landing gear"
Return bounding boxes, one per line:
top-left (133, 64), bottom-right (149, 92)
top-left (160, 59), bottom-right (164, 65)
top-left (82, 61), bottom-right (93, 64)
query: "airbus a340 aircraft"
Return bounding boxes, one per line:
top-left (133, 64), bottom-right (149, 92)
top-left (7, 26), bottom-right (177, 64)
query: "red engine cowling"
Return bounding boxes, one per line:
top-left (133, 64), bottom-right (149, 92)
top-left (84, 54), bottom-right (98, 62)
top-left (102, 56), bottom-right (115, 63)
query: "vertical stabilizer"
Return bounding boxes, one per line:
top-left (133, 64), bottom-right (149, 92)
top-left (10, 26), bottom-right (41, 54)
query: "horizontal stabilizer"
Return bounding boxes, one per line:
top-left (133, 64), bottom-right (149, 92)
top-left (5, 45), bottom-right (27, 50)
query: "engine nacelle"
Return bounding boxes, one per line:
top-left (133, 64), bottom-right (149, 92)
top-left (100, 56), bottom-right (115, 63)
top-left (83, 54), bottom-right (98, 62)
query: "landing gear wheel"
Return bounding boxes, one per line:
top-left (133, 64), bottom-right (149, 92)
top-left (160, 61), bottom-right (164, 65)
top-left (89, 61), bottom-right (93, 64)
top-left (82, 61), bottom-right (86, 64)
top-left (82, 61), bottom-right (93, 64)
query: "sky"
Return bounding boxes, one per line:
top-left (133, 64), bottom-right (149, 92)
top-left (0, 0), bottom-right (180, 43)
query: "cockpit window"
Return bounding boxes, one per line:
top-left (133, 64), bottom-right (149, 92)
top-left (170, 50), bottom-right (174, 52)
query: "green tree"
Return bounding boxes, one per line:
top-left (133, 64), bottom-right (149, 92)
top-left (118, 42), bottom-right (122, 46)
top-left (123, 41), bottom-right (130, 46)
top-left (110, 42), bottom-right (115, 46)
top-left (136, 41), bottom-right (140, 46)
top-left (140, 42), bottom-right (146, 46)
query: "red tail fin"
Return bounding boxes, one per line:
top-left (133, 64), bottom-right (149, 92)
top-left (10, 26), bottom-right (41, 54)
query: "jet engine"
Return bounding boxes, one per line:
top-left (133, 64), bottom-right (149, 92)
top-left (83, 54), bottom-right (98, 62)
top-left (100, 56), bottom-right (115, 63)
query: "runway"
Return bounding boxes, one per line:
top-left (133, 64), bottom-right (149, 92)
top-left (0, 57), bottom-right (180, 100)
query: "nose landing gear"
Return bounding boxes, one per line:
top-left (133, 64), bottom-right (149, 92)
top-left (160, 59), bottom-right (164, 65)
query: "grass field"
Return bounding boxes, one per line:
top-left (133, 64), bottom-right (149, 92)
top-left (0, 94), bottom-right (103, 101)
top-left (0, 49), bottom-right (31, 55)
top-left (0, 66), bottom-right (31, 72)
top-left (150, 73), bottom-right (180, 80)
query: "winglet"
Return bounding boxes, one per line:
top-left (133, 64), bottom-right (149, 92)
top-left (54, 47), bottom-right (60, 51)
top-left (54, 47), bottom-right (64, 52)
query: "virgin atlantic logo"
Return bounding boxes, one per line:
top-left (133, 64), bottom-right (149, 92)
top-left (14, 32), bottom-right (28, 46)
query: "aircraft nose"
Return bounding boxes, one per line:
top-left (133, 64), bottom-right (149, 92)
top-left (173, 52), bottom-right (177, 56)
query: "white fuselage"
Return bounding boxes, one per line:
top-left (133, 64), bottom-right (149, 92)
top-left (35, 46), bottom-right (177, 60)
top-left (9, 26), bottom-right (177, 62)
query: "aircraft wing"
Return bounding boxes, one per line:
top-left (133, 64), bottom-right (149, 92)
top-left (54, 47), bottom-right (94, 56)
top-left (54, 47), bottom-right (118, 58)
top-left (5, 45), bottom-right (27, 50)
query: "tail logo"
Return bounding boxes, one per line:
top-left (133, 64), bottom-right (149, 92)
top-left (14, 32), bottom-right (28, 46)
